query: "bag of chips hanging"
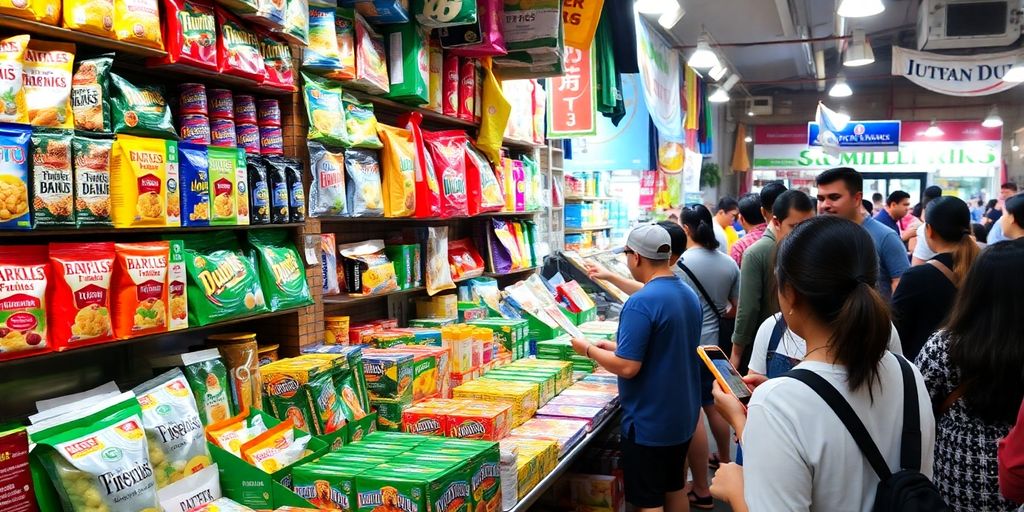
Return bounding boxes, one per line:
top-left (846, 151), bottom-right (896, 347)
top-left (308, 141), bottom-right (347, 217)
top-left (115, 0), bottom-right (164, 49)
top-left (321, 232), bottom-right (340, 295)
top-left (304, 6), bottom-right (342, 71)
top-left (217, 7), bottom-right (267, 82)
top-left (425, 226), bottom-right (455, 295)
top-left (29, 393), bottom-right (161, 512)
top-left (132, 368), bottom-right (211, 487)
top-left (258, 30), bottom-right (295, 90)
top-left (343, 148), bottom-right (383, 217)
top-left (377, 124), bottom-right (416, 218)
top-left (342, 93), bottom-right (381, 149)
top-left (442, 0), bottom-right (505, 57)
top-left (71, 55), bottom-right (113, 133)
top-left (0, 35), bottom-right (29, 125)
top-left (0, 245), bottom-right (49, 361)
top-left (23, 41), bottom-right (74, 129)
top-left (110, 74), bottom-right (176, 138)
top-left (179, 232), bottom-right (268, 326)
top-left (157, 0), bottom-right (218, 71)
top-left (350, 12), bottom-right (389, 94)
top-left (414, 0), bottom-right (476, 28)
top-left (0, 0), bottom-right (58, 24)
top-left (246, 230), bottom-right (312, 312)
top-left (396, 112), bottom-right (439, 219)
top-left (302, 71), bottom-right (349, 147)
top-left (277, 0), bottom-right (308, 45)
top-left (382, 21), bottom-right (429, 105)
top-left (465, 142), bottom-right (504, 215)
top-left (423, 129), bottom-right (467, 218)
top-left (110, 135), bottom-right (177, 228)
top-left (324, 7), bottom-right (356, 81)
top-left (48, 242), bottom-right (115, 350)
top-left (339, 239), bottom-right (398, 295)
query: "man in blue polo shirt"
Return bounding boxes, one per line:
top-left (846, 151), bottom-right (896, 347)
top-left (571, 224), bottom-right (703, 512)
top-left (874, 190), bottom-right (911, 234)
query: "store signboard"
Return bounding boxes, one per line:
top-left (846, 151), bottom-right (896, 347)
top-left (564, 74), bottom-right (652, 172)
top-left (548, 45), bottom-right (597, 137)
top-left (562, 0), bottom-right (604, 50)
top-left (807, 120), bottom-right (901, 150)
top-left (892, 46), bottom-right (1024, 97)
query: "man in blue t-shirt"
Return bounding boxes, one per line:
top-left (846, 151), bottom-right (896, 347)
top-left (874, 190), bottom-right (911, 234)
top-left (571, 224), bottom-right (703, 512)
top-left (816, 167), bottom-right (910, 300)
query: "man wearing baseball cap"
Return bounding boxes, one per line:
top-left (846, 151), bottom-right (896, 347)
top-left (571, 224), bottom-right (703, 512)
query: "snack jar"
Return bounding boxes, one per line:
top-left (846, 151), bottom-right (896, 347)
top-left (236, 123), bottom-right (261, 154)
top-left (179, 83), bottom-right (208, 115)
top-left (256, 98), bottom-right (281, 127)
top-left (233, 94), bottom-right (257, 124)
top-left (208, 89), bottom-right (234, 119)
top-left (258, 344), bottom-right (279, 366)
top-left (206, 332), bottom-right (261, 413)
top-left (179, 114), bottom-right (212, 144)
top-left (259, 125), bottom-right (284, 155)
top-left (210, 118), bottom-right (237, 147)
top-left (324, 315), bottom-right (350, 345)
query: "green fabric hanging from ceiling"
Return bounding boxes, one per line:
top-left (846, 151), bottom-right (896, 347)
top-left (594, 6), bottom-right (625, 125)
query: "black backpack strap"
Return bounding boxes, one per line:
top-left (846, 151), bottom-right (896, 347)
top-left (677, 261), bottom-right (723, 320)
top-left (785, 368), bottom-right (893, 481)
top-left (766, 315), bottom-right (787, 354)
top-left (894, 354), bottom-right (922, 472)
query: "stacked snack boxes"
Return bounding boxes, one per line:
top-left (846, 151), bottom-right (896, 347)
top-left (499, 437), bottom-right (559, 500)
top-left (509, 418), bottom-right (590, 458)
top-left (402, 398), bottom-right (512, 441)
top-left (452, 380), bottom-right (539, 428)
top-left (467, 318), bottom-right (530, 360)
top-left (479, 369), bottom-right (556, 406)
top-left (535, 335), bottom-right (598, 372)
top-left (362, 351), bottom-right (414, 431)
top-left (261, 353), bottom-right (371, 439)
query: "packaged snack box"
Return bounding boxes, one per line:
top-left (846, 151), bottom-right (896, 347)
top-left (509, 418), bottom-right (589, 457)
top-left (395, 327), bottom-right (441, 346)
top-left (401, 406), bottom-right (447, 436)
top-left (261, 358), bottom-right (330, 433)
top-left (392, 344), bottom-right (448, 398)
top-left (363, 352), bottom-right (414, 402)
top-left (480, 371), bottom-right (554, 406)
top-left (384, 244), bottom-right (420, 289)
top-left (535, 403), bottom-right (607, 431)
top-left (452, 380), bottom-right (538, 428)
top-left (371, 396), bottom-right (410, 431)
top-left (407, 317), bottom-right (457, 328)
top-left (367, 330), bottom-right (416, 349)
top-left (446, 401), bottom-right (511, 441)
top-left (167, 239), bottom-right (188, 331)
top-left (357, 463), bottom-right (471, 512)
top-left (110, 135), bottom-right (177, 227)
top-left (292, 462), bottom-right (367, 511)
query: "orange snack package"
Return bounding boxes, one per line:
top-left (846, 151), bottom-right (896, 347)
top-left (447, 401), bottom-right (511, 440)
top-left (48, 242), bottom-right (115, 350)
top-left (112, 241), bottom-right (169, 339)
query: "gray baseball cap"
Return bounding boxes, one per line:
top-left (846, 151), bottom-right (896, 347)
top-left (625, 224), bottom-right (672, 260)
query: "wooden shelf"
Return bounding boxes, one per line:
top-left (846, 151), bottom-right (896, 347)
top-left (0, 307), bottom-right (305, 368)
top-left (565, 196), bottom-right (614, 202)
top-left (0, 222), bottom-right (306, 238)
top-left (143, 62), bottom-right (297, 96)
top-left (316, 211), bottom-right (541, 223)
top-left (565, 225), bottom-right (613, 234)
top-left (0, 14), bottom-right (167, 58)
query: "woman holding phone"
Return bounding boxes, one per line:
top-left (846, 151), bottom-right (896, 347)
top-left (708, 215), bottom-right (937, 512)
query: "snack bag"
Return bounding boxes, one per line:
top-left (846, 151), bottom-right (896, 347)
top-left (0, 246), bottom-right (48, 360)
top-left (0, 0), bottom-right (58, 23)
top-left (0, 123), bottom-right (31, 230)
top-left (383, 21), bottom-right (429, 105)
top-left (63, 0), bottom-right (114, 36)
top-left (0, 427), bottom-right (38, 511)
top-left (132, 368), bottom-right (212, 487)
top-left (246, 229), bottom-right (313, 311)
top-left (302, 71), bottom-right (349, 147)
top-left (155, 464), bottom-right (221, 512)
top-left (308, 141), bottom-right (346, 217)
top-left (377, 124), bottom-right (416, 218)
top-left (442, 0), bottom-right (505, 57)
top-left (112, 241), bottom-right (168, 338)
top-left (110, 135), bottom-right (176, 227)
top-left (343, 148), bottom-right (383, 217)
top-left (258, 31), bottom-right (295, 90)
top-left (206, 411), bottom-right (267, 457)
top-left (71, 55), bottom-right (113, 133)
top-left (284, 157), bottom-right (306, 222)
top-left (414, 0), bottom-right (476, 27)
top-left (234, 148), bottom-right (249, 225)
top-left (23, 41), bottom-right (75, 129)
top-left (321, 233), bottom-right (340, 295)
top-left (179, 142), bottom-right (211, 227)
top-left (110, 74), bottom-right (176, 138)
top-left (167, 239), bottom-right (188, 330)
top-left (398, 112), bottom-right (440, 218)
top-left (31, 130), bottom-right (75, 227)
top-left (179, 232), bottom-right (268, 326)
top-left (28, 393), bottom-right (160, 512)
top-left (351, 12), bottom-right (389, 94)
top-left (307, 370), bottom-right (346, 434)
top-left (342, 93), bottom-right (382, 149)
top-left (179, 348), bottom-right (235, 424)
top-left (247, 155), bottom-right (271, 224)
top-left (424, 130), bottom-right (468, 217)
top-left (465, 142), bottom-right (503, 215)
top-left (339, 239), bottom-right (398, 295)
top-left (48, 242), bottom-right (115, 350)
top-left (425, 226), bottom-right (455, 295)
top-left (158, 0), bottom-right (217, 71)
top-left (218, 8), bottom-right (268, 82)
top-left (240, 421), bottom-right (311, 473)
top-left (72, 136), bottom-right (113, 226)
top-left (427, 40), bottom-right (442, 112)
top-left (266, 156), bottom-right (290, 223)
top-left (324, 7), bottom-right (356, 81)
top-left (0, 36), bottom-right (29, 125)
top-left (278, 0), bottom-right (309, 46)
top-left (244, 0), bottom-right (284, 28)
top-left (115, 0), bottom-right (164, 49)
top-left (207, 146), bottom-right (239, 225)
top-left (304, 6), bottom-right (342, 71)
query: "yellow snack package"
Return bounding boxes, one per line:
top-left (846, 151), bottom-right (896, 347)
top-left (110, 135), bottom-right (177, 227)
top-left (0, 35), bottom-right (29, 125)
top-left (206, 410), bottom-right (268, 457)
top-left (0, 0), bottom-right (58, 23)
top-left (63, 0), bottom-right (114, 37)
top-left (23, 40), bottom-right (75, 129)
top-left (114, 0), bottom-right (163, 49)
top-left (239, 420), bottom-right (311, 473)
top-left (377, 124), bottom-right (416, 218)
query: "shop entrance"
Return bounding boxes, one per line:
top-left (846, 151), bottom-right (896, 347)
top-left (863, 172), bottom-right (929, 206)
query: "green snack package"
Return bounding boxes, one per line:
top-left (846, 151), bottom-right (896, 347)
top-left (363, 353), bottom-right (414, 402)
top-left (384, 244), bottom-right (420, 289)
top-left (292, 463), bottom-right (366, 511)
top-left (31, 129), bottom-right (75, 227)
top-left (131, 368), bottom-right (212, 488)
top-left (245, 229), bottom-right (313, 311)
top-left (382, 22), bottom-right (429, 105)
top-left (307, 370), bottom-right (347, 435)
top-left (342, 93), bottom-right (382, 149)
top-left (72, 136), bottom-right (114, 227)
top-left (177, 349), bottom-right (235, 425)
top-left (177, 232), bottom-right (269, 326)
top-left (302, 71), bottom-right (349, 147)
top-left (336, 370), bottom-right (369, 422)
top-left (207, 146), bottom-right (239, 225)
top-left (71, 54), bottom-right (113, 133)
top-left (413, 0), bottom-right (477, 28)
top-left (281, 0), bottom-right (309, 46)
top-left (28, 392), bottom-right (161, 512)
top-left (370, 397), bottom-right (410, 431)
top-left (109, 73), bottom-right (176, 138)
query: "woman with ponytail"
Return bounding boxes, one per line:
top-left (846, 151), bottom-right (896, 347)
top-left (892, 196), bottom-right (980, 360)
top-left (708, 215), bottom-right (935, 512)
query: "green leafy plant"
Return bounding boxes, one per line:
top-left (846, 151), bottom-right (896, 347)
top-left (700, 161), bottom-right (721, 189)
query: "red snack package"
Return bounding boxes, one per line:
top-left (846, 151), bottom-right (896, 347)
top-left (0, 246), bottom-right (49, 362)
top-left (0, 428), bottom-right (38, 512)
top-left (399, 112), bottom-right (440, 218)
top-left (458, 57), bottom-right (476, 122)
top-left (217, 7), bottom-right (267, 82)
top-left (424, 130), bottom-right (468, 218)
top-left (447, 238), bottom-right (484, 279)
top-left (157, 0), bottom-right (218, 71)
top-left (258, 29), bottom-right (295, 90)
top-left (442, 52), bottom-right (458, 117)
top-left (47, 242), bottom-right (116, 351)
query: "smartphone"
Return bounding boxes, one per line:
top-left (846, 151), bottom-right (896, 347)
top-left (697, 345), bottom-right (752, 404)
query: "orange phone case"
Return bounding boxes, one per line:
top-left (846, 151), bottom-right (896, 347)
top-left (697, 345), bottom-right (751, 402)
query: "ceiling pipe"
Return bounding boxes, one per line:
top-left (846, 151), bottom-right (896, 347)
top-left (672, 34), bottom-right (850, 49)
top-left (815, 49), bottom-right (826, 92)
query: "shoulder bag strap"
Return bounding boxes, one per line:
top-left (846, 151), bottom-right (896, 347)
top-left (766, 315), bottom-right (788, 354)
top-left (677, 261), bottom-right (722, 320)
top-left (894, 354), bottom-right (923, 472)
top-left (937, 384), bottom-right (967, 416)
top-left (785, 369), bottom-right (893, 481)
top-left (927, 259), bottom-right (957, 287)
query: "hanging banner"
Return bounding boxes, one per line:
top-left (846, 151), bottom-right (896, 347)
top-left (892, 46), bottom-right (1024, 96)
top-left (563, 0), bottom-right (604, 50)
top-left (634, 15), bottom-right (683, 139)
top-left (682, 147), bottom-right (703, 203)
top-left (565, 74), bottom-right (652, 172)
top-left (548, 45), bottom-right (597, 137)
top-left (639, 170), bottom-right (656, 209)
top-left (808, 120), bottom-right (901, 151)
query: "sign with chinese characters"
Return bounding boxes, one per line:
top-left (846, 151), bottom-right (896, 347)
top-left (548, 45), bottom-right (597, 137)
top-left (562, 0), bottom-right (604, 50)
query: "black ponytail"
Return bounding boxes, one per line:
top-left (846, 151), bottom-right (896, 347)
top-left (926, 196), bottom-right (979, 285)
top-left (681, 204), bottom-right (720, 251)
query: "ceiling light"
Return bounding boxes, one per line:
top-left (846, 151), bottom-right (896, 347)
top-left (982, 106), bottom-right (1003, 128)
top-left (924, 120), bottom-right (944, 137)
top-left (829, 75), bottom-right (853, 97)
top-left (843, 29), bottom-right (875, 67)
top-left (1014, 144), bottom-right (1020, 152)
top-left (1005, 61), bottom-right (1024, 83)
top-left (744, 135), bottom-right (753, 143)
top-left (658, 0), bottom-right (685, 28)
top-left (722, 74), bottom-right (741, 92)
top-left (838, 0), bottom-right (884, 18)
top-left (747, 110), bottom-right (755, 117)
top-left (634, 0), bottom-right (667, 14)
top-left (688, 36), bottom-right (720, 70)
top-left (709, 87), bottom-right (730, 103)
top-left (708, 63), bottom-right (728, 81)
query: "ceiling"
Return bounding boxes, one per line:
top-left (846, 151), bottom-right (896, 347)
top-left (661, 0), bottom-right (920, 94)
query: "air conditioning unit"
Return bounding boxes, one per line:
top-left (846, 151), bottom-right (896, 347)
top-left (918, 0), bottom-right (1023, 50)
top-left (743, 96), bottom-right (773, 116)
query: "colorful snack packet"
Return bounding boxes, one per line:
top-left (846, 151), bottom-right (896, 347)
top-left (308, 141), bottom-right (347, 217)
top-left (178, 232), bottom-right (268, 326)
top-left (132, 368), bottom-right (212, 487)
top-left (302, 71), bottom-right (349, 147)
top-left (343, 148), bottom-right (383, 217)
top-left (115, 0), bottom-right (164, 49)
top-left (377, 124), bottom-right (417, 218)
top-left (206, 410), bottom-right (267, 457)
top-left (159, 0), bottom-right (218, 71)
top-left (0, 36), bottom-right (29, 125)
top-left (180, 348), bottom-right (235, 425)
top-left (47, 242), bottom-right (115, 350)
top-left (342, 93), bottom-right (382, 149)
top-left (71, 54), bottom-right (113, 132)
top-left (23, 40), bottom-right (75, 129)
top-left (240, 420), bottom-right (311, 473)
top-left (0, 246), bottom-right (49, 360)
top-left (303, 6), bottom-right (342, 71)
top-left (112, 241), bottom-right (169, 339)
top-left (245, 229), bottom-right (313, 311)
top-left (72, 136), bottom-right (113, 226)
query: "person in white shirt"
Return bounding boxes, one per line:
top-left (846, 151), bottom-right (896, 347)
top-left (708, 215), bottom-right (936, 512)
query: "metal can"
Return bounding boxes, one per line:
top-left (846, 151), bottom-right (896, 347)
top-left (259, 125), bottom-right (283, 155)
top-left (233, 94), bottom-right (257, 124)
top-left (178, 83), bottom-right (208, 115)
top-left (210, 117), bottom-right (237, 147)
top-left (324, 316), bottom-right (350, 345)
top-left (256, 98), bottom-right (281, 127)
top-left (207, 88), bottom-right (234, 119)
top-left (236, 123), bottom-right (261, 154)
top-left (179, 114), bottom-right (211, 144)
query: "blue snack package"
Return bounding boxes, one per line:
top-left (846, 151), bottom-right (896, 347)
top-left (178, 142), bottom-right (211, 227)
top-left (0, 123), bottom-right (33, 230)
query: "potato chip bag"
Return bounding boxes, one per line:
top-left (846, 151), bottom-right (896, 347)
top-left (265, 156), bottom-right (289, 223)
top-left (304, 6), bottom-right (342, 71)
top-left (377, 124), bottom-right (416, 218)
top-left (31, 130), bottom-right (75, 227)
top-left (206, 410), bottom-right (267, 457)
top-left (115, 0), bottom-right (164, 49)
top-left (167, 239), bottom-right (188, 331)
top-left (284, 157), bottom-right (306, 222)
top-left (324, 7), bottom-right (356, 81)
top-left (63, 0), bottom-right (114, 38)
top-left (245, 229), bottom-right (313, 311)
top-left (132, 368), bottom-right (212, 487)
top-left (110, 74), bottom-right (176, 138)
top-left (217, 7), bottom-right (267, 82)
top-left (179, 142), bottom-right (211, 227)
top-left (246, 155), bottom-right (270, 224)
top-left (23, 41), bottom-right (75, 129)
top-left (28, 393), bottom-right (161, 512)
top-left (112, 241), bottom-right (169, 338)
top-left (72, 135), bottom-right (113, 227)
top-left (302, 71), bottom-right (349, 147)
top-left (0, 0), bottom-right (58, 23)
top-left (0, 123), bottom-right (31, 230)
top-left (396, 112), bottom-right (439, 219)
top-left (351, 12), bottom-right (389, 94)
top-left (240, 420), bottom-right (310, 473)
top-left (177, 348), bottom-right (235, 424)
top-left (342, 93), bottom-right (382, 149)
top-left (424, 130), bottom-right (467, 218)
top-left (426, 226), bottom-right (455, 295)
top-left (306, 370), bottom-right (346, 434)
top-left (465, 142), bottom-right (503, 215)
top-left (179, 232), bottom-right (268, 326)
top-left (48, 242), bottom-right (115, 350)
top-left (277, 0), bottom-right (308, 46)
top-left (0, 245), bottom-right (48, 361)
top-left (343, 148), bottom-right (383, 217)
top-left (308, 141), bottom-right (347, 217)
top-left (71, 55), bottom-right (112, 133)
top-left (110, 135), bottom-right (176, 227)
top-left (207, 146), bottom-right (239, 225)
top-left (159, 0), bottom-right (218, 71)
top-left (258, 31), bottom-right (295, 90)
top-left (0, 36), bottom-right (29, 125)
